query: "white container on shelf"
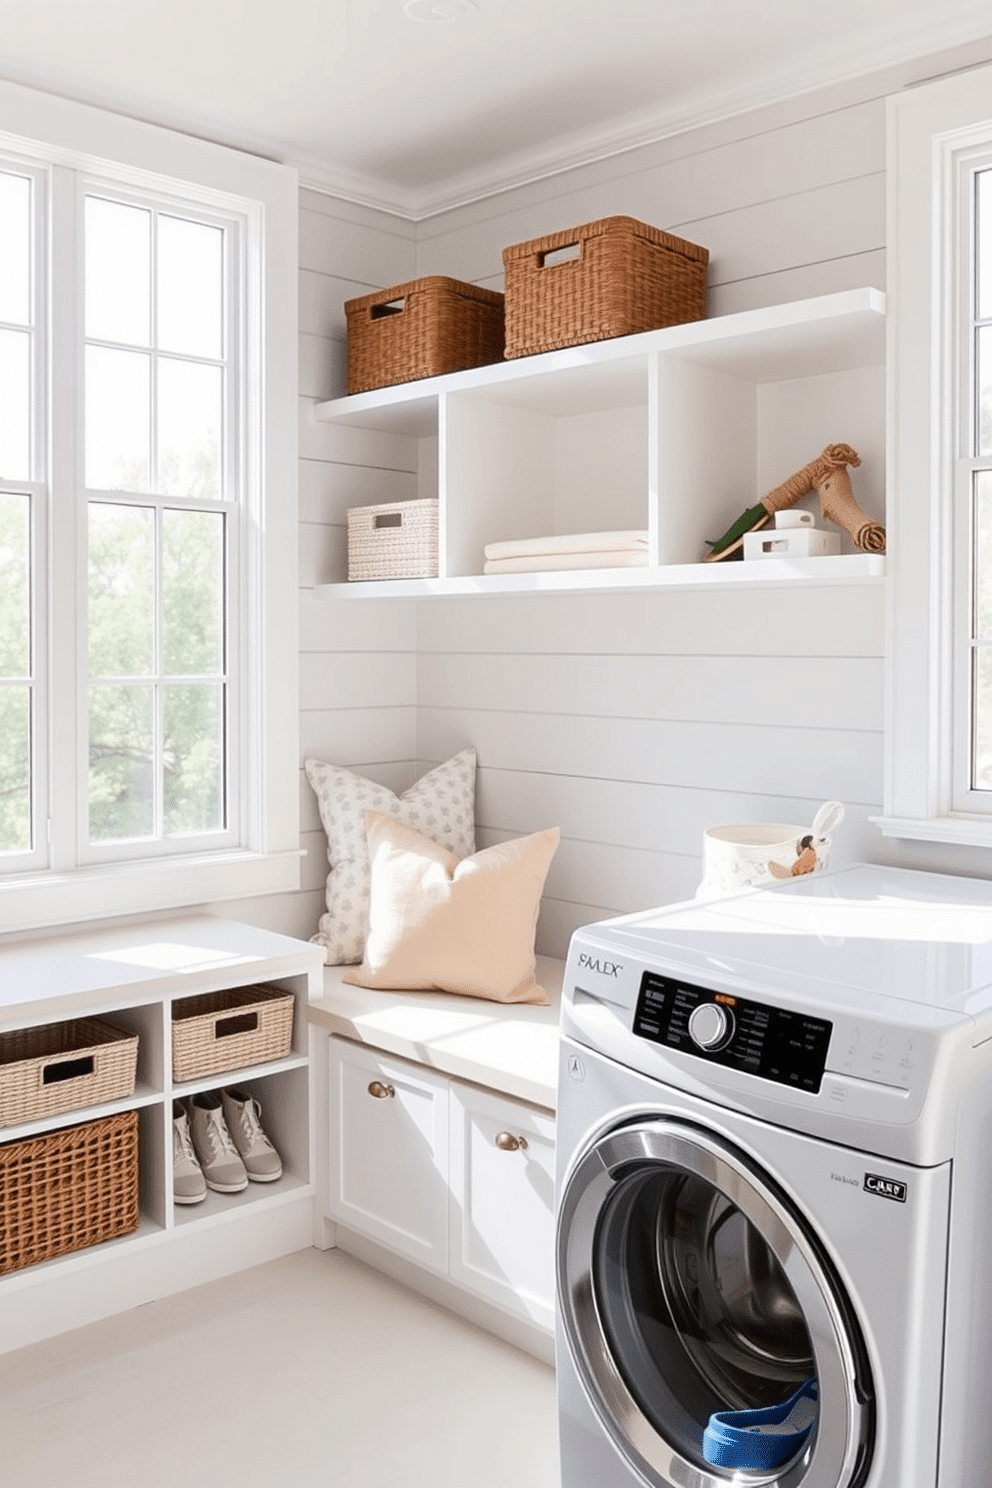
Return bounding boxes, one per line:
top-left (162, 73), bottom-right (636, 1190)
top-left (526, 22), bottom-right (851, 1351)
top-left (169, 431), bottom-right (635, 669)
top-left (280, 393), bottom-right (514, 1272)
top-left (743, 526), bottom-right (840, 560)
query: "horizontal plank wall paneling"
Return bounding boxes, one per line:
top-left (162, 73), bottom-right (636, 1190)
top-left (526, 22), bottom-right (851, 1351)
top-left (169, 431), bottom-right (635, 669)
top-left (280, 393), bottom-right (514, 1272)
top-left (224, 193), bottom-right (419, 943)
top-left (415, 585), bottom-right (885, 658)
top-left (416, 93), bottom-right (888, 316)
top-left (417, 583), bottom-right (889, 959)
top-left (418, 652), bottom-right (883, 732)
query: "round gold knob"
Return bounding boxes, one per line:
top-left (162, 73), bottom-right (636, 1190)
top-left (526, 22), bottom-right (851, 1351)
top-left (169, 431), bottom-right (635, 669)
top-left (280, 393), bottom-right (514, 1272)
top-left (495, 1131), bottom-right (528, 1152)
top-left (367, 1080), bottom-right (395, 1099)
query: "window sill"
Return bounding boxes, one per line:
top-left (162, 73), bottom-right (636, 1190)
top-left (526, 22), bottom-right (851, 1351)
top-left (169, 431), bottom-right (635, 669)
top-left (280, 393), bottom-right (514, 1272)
top-left (0, 848), bottom-right (303, 938)
top-left (871, 815), bottom-right (992, 848)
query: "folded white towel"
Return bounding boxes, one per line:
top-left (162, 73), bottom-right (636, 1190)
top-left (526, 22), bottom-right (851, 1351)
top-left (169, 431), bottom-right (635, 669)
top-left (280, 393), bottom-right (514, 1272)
top-left (483, 550), bottom-right (650, 574)
top-left (484, 529), bottom-right (649, 561)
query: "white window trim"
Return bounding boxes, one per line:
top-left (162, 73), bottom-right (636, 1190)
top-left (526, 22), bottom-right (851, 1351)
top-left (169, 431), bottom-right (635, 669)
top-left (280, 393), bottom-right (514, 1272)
top-left (878, 63), bottom-right (992, 847)
top-left (0, 79), bottom-right (301, 932)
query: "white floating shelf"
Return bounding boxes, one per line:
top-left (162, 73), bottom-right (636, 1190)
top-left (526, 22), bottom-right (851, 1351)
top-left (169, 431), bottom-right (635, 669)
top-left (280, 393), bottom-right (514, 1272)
top-left (314, 287), bottom-right (886, 432)
top-left (313, 554), bottom-right (885, 601)
top-left (312, 288), bottom-right (888, 598)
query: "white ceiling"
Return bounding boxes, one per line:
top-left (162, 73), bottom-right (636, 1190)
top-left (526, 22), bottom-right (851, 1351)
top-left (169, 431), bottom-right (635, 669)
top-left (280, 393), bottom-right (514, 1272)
top-left (0, 0), bottom-right (990, 217)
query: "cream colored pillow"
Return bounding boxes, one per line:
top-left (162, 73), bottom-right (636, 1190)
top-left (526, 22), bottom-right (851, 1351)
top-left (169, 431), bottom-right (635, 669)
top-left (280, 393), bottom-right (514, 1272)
top-left (305, 750), bottom-right (476, 965)
top-left (342, 811), bottom-right (560, 1005)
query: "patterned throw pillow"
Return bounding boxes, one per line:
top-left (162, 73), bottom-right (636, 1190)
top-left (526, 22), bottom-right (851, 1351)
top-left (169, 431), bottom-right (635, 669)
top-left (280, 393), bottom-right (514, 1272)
top-left (305, 750), bottom-right (476, 964)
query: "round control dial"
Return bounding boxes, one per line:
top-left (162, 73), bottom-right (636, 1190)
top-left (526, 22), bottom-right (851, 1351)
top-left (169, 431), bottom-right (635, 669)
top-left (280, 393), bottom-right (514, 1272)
top-left (688, 1002), bottom-right (735, 1051)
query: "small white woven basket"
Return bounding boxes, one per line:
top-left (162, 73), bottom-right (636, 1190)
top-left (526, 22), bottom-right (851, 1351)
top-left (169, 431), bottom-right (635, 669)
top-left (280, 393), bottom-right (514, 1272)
top-left (347, 499), bottom-right (439, 581)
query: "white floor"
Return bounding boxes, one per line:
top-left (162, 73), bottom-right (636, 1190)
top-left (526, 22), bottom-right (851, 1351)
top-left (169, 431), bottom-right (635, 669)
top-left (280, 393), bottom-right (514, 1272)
top-left (0, 1247), bottom-right (560, 1487)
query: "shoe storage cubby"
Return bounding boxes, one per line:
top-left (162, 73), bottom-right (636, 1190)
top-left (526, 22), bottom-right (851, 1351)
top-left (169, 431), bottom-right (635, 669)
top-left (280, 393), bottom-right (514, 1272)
top-left (0, 916), bottom-right (324, 1350)
top-left (171, 1066), bottom-right (311, 1228)
top-left (312, 287), bottom-right (886, 595)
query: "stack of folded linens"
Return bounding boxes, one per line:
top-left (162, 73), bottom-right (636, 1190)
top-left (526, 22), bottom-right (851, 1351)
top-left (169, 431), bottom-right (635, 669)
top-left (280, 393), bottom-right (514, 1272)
top-left (483, 530), bottom-right (649, 574)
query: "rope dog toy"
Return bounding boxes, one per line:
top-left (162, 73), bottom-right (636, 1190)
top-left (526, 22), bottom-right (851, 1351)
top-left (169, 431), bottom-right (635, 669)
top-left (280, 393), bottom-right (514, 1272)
top-left (704, 444), bottom-right (885, 561)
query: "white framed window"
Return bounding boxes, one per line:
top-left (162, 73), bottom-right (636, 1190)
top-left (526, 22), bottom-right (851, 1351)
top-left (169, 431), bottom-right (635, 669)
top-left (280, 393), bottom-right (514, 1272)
top-left (881, 63), bottom-right (992, 847)
top-left (0, 81), bottom-right (300, 932)
top-left (80, 184), bottom-right (241, 862)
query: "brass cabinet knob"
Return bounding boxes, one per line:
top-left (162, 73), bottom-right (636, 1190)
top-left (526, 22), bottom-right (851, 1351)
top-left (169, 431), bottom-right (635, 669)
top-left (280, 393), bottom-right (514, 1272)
top-left (495, 1131), bottom-right (528, 1152)
top-left (367, 1080), bottom-right (395, 1099)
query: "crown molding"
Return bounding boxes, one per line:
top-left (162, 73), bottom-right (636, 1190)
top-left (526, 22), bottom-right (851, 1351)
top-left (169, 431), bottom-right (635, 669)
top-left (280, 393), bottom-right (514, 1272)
top-left (4, 9), bottom-right (992, 224)
top-left (295, 10), bottom-right (992, 223)
top-left (293, 153), bottom-right (421, 221)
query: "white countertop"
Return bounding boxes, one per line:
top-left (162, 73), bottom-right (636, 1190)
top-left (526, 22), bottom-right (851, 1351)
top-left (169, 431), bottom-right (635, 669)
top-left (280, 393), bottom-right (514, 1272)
top-left (0, 914), bottom-right (326, 1026)
top-left (307, 955), bottom-right (565, 1111)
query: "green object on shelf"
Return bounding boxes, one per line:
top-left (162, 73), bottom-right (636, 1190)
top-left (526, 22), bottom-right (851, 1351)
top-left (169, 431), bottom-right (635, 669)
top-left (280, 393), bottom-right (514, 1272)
top-left (704, 502), bottom-right (770, 561)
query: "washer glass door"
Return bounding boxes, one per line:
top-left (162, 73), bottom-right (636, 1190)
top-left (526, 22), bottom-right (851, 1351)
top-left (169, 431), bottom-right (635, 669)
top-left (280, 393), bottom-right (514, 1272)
top-left (558, 1119), bottom-right (873, 1488)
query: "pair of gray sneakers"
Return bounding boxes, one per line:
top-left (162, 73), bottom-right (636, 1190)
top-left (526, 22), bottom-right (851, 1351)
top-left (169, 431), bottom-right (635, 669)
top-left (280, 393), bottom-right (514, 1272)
top-left (172, 1088), bottom-right (282, 1204)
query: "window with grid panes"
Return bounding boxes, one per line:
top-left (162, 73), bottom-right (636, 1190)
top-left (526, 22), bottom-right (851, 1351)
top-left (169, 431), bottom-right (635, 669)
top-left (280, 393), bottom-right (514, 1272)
top-left (882, 65), bottom-right (992, 849)
top-left (0, 82), bottom-right (299, 929)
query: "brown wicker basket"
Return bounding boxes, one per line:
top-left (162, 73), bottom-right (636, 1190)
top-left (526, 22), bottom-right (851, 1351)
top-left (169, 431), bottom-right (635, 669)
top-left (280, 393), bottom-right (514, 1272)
top-left (347, 499), bottom-right (439, 581)
top-left (171, 985), bottom-right (294, 1083)
top-left (0, 1017), bottom-right (138, 1129)
top-left (0, 1110), bottom-right (140, 1274)
top-left (345, 276), bottom-right (505, 394)
top-left (502, 215), bottom-right (708, 359)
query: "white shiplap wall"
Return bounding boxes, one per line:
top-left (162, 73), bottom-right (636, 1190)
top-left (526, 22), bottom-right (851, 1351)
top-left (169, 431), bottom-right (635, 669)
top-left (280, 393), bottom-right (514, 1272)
top-left (225, 192), bottom-right (423, 939)
top-left (232, 42), bottom-right (992, 952)
top-left (417, 584), bottom-right (887, 954)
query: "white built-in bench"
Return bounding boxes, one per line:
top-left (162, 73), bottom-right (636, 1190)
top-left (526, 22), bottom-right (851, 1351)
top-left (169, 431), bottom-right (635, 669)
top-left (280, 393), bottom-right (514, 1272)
top-left (307, 956), bottom-right (565, 1361)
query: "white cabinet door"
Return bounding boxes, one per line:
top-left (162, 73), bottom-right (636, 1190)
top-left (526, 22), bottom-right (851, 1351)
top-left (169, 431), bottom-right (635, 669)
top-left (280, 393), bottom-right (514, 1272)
top-left (448, 1081), bottom-right (556, 1331)
top-left (328, 1037), bottom-right (449, 1272)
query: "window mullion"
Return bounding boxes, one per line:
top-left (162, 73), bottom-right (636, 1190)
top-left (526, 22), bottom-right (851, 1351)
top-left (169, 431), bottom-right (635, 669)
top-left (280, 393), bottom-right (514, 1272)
top-left (48, 163), bottom-right (83, 873)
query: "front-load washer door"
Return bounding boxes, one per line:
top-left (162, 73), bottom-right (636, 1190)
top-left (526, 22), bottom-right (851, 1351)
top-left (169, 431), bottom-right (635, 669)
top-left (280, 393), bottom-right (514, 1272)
top-left (558, 1118), bottom-right (874, 1488)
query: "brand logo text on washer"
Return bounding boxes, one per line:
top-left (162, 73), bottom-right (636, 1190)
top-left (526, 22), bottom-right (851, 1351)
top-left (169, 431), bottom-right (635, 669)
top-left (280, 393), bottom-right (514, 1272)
top-left (864, 1173), bottom-right (908, 1203)
top-left (577, 954), bottom-right (622, 977)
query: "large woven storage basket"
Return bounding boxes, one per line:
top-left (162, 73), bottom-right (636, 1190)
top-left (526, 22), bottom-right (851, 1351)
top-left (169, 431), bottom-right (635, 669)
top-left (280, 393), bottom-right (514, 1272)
top-left (348, 499), bottom-right (439, 581)
top-left (345, 276), bottom-right (505, 394)
top-left (171, 985), bottom-right (294, 1083)
top-left (0, 1017), bottom-right (138, 1129)
top-left (502, 215), bottom-right (708, 359)
top-left (0, 1110), bottom-right (140, 1274)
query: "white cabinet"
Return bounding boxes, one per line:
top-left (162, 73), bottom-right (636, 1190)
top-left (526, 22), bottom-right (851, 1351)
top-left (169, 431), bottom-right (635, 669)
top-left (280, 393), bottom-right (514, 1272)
top-left (327, 1035), bottom-right (555, 1331)
top-left (448, 1080), bottom-right (556, 1333)
top-left (313, 287), bottom-right (886, 596)
top-left (329, 1039), bottom-right (449, 1271)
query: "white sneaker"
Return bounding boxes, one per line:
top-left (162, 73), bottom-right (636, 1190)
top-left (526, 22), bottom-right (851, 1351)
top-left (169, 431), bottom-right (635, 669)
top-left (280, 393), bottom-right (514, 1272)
top-left (172, 1101), bottom-right (207, 1205)
top-left (222, 1087), bottom-right (283, 1183)
top-left (189, 1092), bottom-right (248, 1193)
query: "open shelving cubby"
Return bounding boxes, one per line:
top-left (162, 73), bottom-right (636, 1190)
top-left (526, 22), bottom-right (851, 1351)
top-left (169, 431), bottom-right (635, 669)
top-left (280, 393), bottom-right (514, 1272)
top-left (0, 916), bottom-right (324, 1352)
top-left (312, 287), bottom-right (887, 598)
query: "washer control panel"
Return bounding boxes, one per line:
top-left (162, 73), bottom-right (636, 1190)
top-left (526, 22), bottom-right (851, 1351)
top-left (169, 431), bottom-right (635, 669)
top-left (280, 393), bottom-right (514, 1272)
top-left (632, 972), bottom-right (833, 1093)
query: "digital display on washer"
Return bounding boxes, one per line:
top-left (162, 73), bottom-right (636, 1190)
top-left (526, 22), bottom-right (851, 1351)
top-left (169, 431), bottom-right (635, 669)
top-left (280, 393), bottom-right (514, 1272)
top-left (632, 972), bottom-right (833, 1093)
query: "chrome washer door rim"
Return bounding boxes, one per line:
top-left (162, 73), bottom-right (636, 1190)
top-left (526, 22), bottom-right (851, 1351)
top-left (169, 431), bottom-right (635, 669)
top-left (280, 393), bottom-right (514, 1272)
top-left (557, 1119), bottom-right (873, 1488)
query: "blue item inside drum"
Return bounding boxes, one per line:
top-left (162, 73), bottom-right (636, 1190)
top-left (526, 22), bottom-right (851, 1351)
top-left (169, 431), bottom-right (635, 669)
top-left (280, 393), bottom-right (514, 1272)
top-left (702, 1377), bottom-right (818, 1470)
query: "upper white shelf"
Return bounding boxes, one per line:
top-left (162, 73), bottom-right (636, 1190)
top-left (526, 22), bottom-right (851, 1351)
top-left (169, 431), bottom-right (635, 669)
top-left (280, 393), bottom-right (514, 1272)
top-left (313, 287), bottom-right (886, 435)
top-left (312, 554), bottom-right (884, 602)
top-left (311, 288), bottom-right (887, 598)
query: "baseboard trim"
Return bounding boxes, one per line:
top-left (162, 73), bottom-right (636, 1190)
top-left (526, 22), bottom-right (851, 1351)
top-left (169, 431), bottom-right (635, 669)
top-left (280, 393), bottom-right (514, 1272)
top-left (0, 1196), bottom-right (314, 1356)
top-left (331, 1225), bottom-right (554, 1366)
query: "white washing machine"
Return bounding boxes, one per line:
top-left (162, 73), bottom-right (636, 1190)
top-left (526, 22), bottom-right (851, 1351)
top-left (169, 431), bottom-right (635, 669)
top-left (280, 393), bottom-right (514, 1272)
top-left (555, 863), bottom-right (992, 1488)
